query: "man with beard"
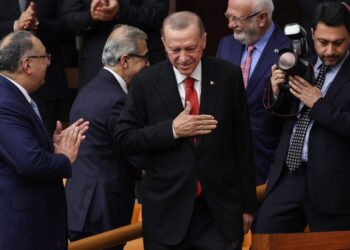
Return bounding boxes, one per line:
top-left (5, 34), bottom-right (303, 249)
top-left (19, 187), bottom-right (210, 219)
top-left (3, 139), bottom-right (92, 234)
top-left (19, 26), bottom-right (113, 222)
top-left (255, 2), bottom-right (350, 233)
top-left (217, 0), bottom-right (290, 186)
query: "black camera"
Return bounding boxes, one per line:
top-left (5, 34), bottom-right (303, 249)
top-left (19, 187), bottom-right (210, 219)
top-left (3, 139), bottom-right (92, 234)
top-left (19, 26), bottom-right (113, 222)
top-left (276, 23), bottom-right (313, 91)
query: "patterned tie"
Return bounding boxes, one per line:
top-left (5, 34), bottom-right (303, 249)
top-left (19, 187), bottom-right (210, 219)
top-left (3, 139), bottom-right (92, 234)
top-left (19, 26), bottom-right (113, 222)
top-left (30, 99), bottom-right (42, 121)
top-left (285, 64), bottom-right (329, 172)
top-left (241, 45), bottom-right (255, 88)
top-left (18, 0), bottom-right (27, 12)
top-left (184, 77), bottom-right (202, 196)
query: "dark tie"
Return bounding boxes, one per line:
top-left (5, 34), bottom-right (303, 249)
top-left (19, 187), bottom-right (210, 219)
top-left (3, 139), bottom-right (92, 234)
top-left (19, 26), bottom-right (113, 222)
top-left (184, 77), bottom-right (202, 196)
top-left (18, 0), bottom-right (27, 12)
top-left (241, 45), bottom-right (255, 88)
top-left (285, 64), bottom-right (329, 172)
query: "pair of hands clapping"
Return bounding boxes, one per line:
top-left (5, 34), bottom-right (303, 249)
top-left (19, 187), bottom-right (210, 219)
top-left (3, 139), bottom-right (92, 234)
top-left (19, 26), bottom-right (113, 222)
top-left (14, 2), bottom-right (38, 31)
top-left (53, 119), bottom-right (89, 164)
top-left (90, 0), bottom-right (119, 21)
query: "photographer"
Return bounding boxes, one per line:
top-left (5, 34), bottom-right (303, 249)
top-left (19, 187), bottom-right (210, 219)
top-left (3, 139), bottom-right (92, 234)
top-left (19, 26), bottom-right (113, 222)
top-left (255, 2), bottom-right (350, 233)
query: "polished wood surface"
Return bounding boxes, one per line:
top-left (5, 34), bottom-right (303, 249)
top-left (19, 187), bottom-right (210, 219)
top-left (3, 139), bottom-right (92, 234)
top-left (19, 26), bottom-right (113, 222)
top-left (252, 231), bottom-right (350, 250)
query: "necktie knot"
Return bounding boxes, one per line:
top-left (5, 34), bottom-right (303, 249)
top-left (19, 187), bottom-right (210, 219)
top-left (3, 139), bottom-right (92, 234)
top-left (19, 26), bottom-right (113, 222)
top-left (185, 77), bottom-right (195, 89)
top-left (246, 45), bottom-right (255, 56)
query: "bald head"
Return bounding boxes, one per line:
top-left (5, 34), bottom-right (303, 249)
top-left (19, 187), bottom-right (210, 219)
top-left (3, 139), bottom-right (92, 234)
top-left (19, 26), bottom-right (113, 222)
top-left (0, 31), bottom-right (35, 72)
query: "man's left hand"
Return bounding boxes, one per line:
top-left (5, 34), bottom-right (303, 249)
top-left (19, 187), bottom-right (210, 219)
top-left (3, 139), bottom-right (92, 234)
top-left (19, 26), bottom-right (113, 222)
top-left (243, 213), bottom-right (253, 234)
top-left (53, 119), bottom-right (89, 147)
top-left (289, 75), bottom-right (322, 108)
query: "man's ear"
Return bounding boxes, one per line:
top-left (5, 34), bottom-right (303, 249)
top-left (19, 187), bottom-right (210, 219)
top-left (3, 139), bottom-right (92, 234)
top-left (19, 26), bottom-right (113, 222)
top-left (21, 58), bottom-right (33, 74)
top-left (119, 55), bottom-right (129, 68)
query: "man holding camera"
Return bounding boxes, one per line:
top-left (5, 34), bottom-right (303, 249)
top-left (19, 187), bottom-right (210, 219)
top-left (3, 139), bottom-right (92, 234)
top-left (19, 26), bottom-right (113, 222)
top-left (255, 2), bottom-right (350, 233)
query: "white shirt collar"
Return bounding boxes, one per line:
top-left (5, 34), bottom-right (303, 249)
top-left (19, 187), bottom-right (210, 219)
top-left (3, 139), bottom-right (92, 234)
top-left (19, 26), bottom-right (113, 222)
top-left (173, 61), bottom-right (202, 85)
top-left (0, 74), bottom-right (31, 103)
top-left (103, 67), bottom-right (128, 93)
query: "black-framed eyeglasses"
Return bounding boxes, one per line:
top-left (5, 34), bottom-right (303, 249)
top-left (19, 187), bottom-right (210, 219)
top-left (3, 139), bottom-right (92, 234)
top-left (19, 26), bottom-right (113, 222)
top-left (224, 11), bottom-right (263, 22)
top-left (128, 53), bottom-right (149, 63)
top-left (27, 53), bottom-right (51, 62)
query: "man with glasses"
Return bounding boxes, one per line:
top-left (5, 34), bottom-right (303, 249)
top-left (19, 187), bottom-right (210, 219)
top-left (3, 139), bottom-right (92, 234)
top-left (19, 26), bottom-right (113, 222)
top-left (115, 11), bottom-right (256, 250)
top-left (65, 24), bottom-right (149, 249)
top-left (0, 30), bottom-right (88, 250)
top-left (217, 0), bottom-right (290, 187)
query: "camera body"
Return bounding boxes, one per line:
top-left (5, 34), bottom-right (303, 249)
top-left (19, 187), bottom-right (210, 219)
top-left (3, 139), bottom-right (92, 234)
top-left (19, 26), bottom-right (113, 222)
top-left (276, 23), bottom-right (313, 91)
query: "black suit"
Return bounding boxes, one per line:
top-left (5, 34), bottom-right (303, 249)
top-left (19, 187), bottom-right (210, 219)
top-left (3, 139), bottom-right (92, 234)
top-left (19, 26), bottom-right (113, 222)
top-left (65, 69), bottom-right (141, 247)
top-left (61, 0), bottom-right (169, 88)
top-left (114, 57), bottom-right (257, 246)
top-left (255, 55), bottom-right (350, 233)
top-left (0, 0), bottom-right (68, 135)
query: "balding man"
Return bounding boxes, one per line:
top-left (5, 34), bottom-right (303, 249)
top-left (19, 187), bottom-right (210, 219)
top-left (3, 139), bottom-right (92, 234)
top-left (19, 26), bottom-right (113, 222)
top-left (0, 31), bottom-right (88, 250)
top-left (115, 11), bottom-right (256, 250)
top-left (65, 24), bottom-right (149, 249)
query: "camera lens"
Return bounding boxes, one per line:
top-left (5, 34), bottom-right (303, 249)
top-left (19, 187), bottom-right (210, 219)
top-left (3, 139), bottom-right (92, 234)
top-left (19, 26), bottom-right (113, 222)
top-left (277, 52), bottom-right (296, 70)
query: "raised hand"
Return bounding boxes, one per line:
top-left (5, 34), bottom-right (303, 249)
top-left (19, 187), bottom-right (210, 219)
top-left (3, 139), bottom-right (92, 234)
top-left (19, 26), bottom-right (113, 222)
top-left (14, 2), bottom-right (38, 31)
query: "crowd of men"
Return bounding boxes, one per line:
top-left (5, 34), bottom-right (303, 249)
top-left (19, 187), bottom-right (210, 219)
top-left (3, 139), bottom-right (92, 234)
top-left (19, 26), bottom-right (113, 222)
top-left (0, 1), bottom-right (349, 250)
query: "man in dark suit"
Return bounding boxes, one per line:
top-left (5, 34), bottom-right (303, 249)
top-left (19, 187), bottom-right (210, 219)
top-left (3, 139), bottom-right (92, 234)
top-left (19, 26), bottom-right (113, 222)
top-left (255, 2), bottom-right (350, 233)
top-left (0, 0), bottom-right (70, 135)
top-left (0, 31), bottom-right (88, 250)
top-left (217, 0), bottom-right (290, 186)
top-left (65, 25), bottom-right (149, 249)
top-left (61, 0), bottom-right (169, 89)
top-left (114, 11), bottom-right (257, 250)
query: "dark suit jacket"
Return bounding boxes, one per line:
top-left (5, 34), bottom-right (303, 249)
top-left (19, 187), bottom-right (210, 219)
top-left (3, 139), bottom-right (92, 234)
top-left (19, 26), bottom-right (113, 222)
top-left (114, 57), bottom-right (257, 244)
top-left (216, 26), bottom-right (290, 185)
top-left (0, 0), bottom-right (67, 101)
top-left (61, 0), bottom-right (169, 88)
top-left (265, 55), bottom-right (350, 214)
top-left (0, 75), bottom-right (71, 250)
top-left (66, 69), bottom-right (141, 234)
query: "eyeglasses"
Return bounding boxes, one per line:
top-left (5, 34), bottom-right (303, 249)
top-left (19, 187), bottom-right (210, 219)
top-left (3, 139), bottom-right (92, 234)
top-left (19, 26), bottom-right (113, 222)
top-left (27, 53), bottom-right (51, 62)
top-left (224, 11), bottom-right (263, 22)
top-left (128, 53), bottom-right (149, 63)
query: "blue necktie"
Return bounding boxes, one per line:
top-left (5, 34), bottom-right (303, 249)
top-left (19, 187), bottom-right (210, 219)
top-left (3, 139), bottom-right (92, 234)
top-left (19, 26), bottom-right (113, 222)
top-left (30, 99), bottom-right (42, 121)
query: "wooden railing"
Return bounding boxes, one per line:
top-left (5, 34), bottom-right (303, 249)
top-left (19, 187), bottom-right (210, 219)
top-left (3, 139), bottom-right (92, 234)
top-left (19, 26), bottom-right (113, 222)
top-left (68, 222), bottom-right (142, 250)
top-left (68, 184), bottom-right (267, 250)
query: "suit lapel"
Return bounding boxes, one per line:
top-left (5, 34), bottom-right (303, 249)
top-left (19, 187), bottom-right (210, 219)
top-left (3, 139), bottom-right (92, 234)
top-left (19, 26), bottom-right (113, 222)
top-left (324, 55), bottom-right (350, 100)
top-left (0, 76), bottom-right (53, 151)
top-left (246, 27), bottom-right (280, 96)
top-left (197, 57), bottom-right (221, 146)
top-left (155, 62), bottom-right (184, 118)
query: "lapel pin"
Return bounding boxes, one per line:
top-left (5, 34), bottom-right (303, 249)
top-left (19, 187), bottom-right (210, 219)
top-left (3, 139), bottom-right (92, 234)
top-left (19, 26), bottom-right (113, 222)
top-left (210, 81), bottom-right (215, 85)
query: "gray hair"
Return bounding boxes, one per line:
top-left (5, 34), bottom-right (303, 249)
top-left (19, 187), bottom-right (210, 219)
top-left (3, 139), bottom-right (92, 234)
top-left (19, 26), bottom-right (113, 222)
top-left (161, 11), bottom-right (206, 37)
top-left (102, 24), bottom-right (147, 67)
top-left (0, 31), bottom-right (34, 72)
top-left (252, 0), bottom-right (274, 20)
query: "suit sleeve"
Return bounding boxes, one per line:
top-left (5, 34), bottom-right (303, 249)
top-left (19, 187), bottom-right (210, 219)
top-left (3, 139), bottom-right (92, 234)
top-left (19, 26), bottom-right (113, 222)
top-left (61, 0), bottom-right (95, 35)
top-left (114, 78), bottom-right (178, 155)
top-left (232, 69), bottom-right (257, 212)
top-left (0, 104), bottom-right (71, 179)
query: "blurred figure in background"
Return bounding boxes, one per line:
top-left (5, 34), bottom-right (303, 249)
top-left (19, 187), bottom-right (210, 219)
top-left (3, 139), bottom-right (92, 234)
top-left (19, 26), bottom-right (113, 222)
top-left (65, 24), bottom-right (148, 250)
top-left (62, 0), bottom-right (169, 89)
top-left (0, 0), bottom-right (70, 135)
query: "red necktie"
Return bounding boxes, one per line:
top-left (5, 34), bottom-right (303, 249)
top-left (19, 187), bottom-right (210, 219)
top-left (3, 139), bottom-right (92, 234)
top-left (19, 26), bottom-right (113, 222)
top-left (241, 45), bottom-right (255, 88)
top-left (184, 77), bottom-right (202, 196)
